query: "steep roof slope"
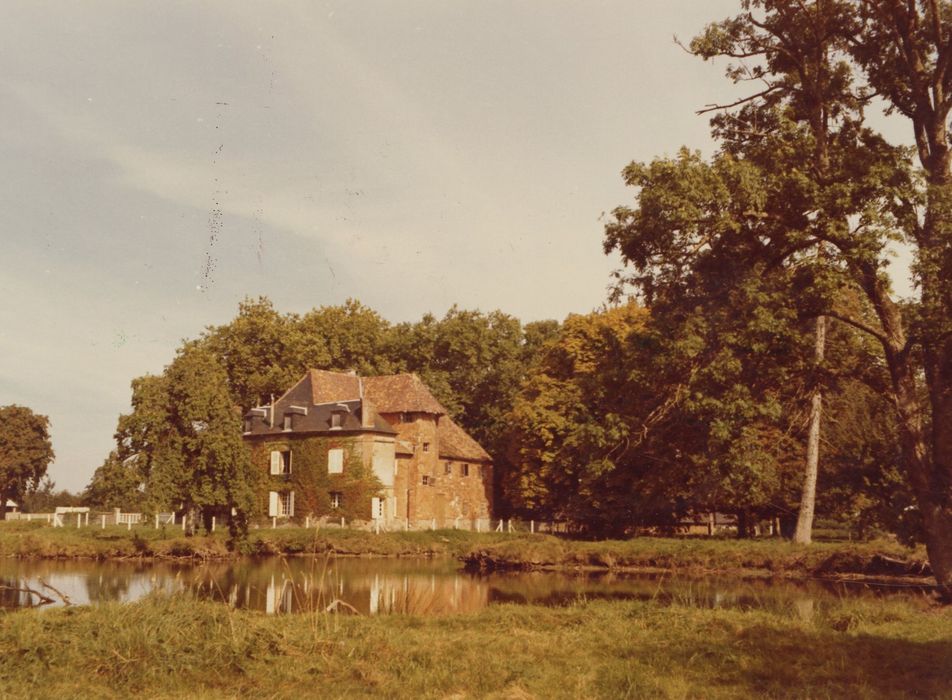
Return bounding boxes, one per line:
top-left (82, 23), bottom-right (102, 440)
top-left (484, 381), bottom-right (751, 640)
top-left (308, 369), bottom-right (361, 404)
top-left (362, 374), bottom-right (447, 415)
top-left (438, 416), bottom-right (491, 461)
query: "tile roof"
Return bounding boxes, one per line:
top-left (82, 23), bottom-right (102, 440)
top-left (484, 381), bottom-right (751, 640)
top-left (308, 369), bottom-right (361, 404)
top-left (362, 374), bottom-right (447, 415)
top-left (438, 416), bottom-right (491, 461)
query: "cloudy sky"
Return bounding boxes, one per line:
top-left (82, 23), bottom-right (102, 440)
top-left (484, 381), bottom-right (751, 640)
top-left (1, 1), bottom-right (911, 492)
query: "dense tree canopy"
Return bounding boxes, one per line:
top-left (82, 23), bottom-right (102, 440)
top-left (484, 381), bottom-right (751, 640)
top-left (599, 0), bottom-right (952, 595)
top-left (0, 405), bottom-right (54, 516)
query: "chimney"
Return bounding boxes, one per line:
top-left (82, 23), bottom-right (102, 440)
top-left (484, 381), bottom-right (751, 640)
top-left (361, 398), bottom-right (375, 429)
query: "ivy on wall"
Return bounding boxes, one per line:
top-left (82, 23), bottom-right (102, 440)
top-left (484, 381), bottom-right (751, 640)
top-left (248, 436), bottom-right (383, 521)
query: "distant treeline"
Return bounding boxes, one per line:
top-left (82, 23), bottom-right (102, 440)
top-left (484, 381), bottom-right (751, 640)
top-left (83, 296), bottom-right (909, 540)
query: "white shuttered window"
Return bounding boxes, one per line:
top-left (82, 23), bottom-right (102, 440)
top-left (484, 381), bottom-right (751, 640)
top-left (328, 448), bottom-right (344, 474)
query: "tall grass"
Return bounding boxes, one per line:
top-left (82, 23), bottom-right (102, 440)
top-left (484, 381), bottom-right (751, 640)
top-left (0, 592), bottom-right (949, 698)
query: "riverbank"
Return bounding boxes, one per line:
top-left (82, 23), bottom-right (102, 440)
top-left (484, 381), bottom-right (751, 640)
top-left (1, 593), bottom-right (949, 698)
top-left (0, 521), bottom-right (933, 584)
top-left (0, 520), bottom-right (507, 560)
top-left (463, 535), bottom-right (934, 582)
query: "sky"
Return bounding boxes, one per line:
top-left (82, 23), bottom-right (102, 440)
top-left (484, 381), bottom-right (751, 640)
top-left (0, 1), bottom-right (915, 493)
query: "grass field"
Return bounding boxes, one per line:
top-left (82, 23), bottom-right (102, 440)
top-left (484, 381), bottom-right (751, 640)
top-left (1, 592), bottom-right (949, 698)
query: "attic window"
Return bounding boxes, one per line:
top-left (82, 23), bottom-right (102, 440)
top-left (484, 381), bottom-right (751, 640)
top-left (331, 412), bottom-right (342, 429)
top-left (461, 463), bottom-right (469, 477)
top-left (243, 418), bottom-right (252, 434)
top-left (282, 414), bottom-right (292, 431)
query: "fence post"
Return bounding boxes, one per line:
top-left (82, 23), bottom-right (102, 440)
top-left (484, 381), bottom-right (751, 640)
top-left (431, 518), bottom-right (435, 531)
top-left (305, 515), bottom-right (310, 529)
top-left (531, 520), bottom-right (534, 534)
top-left (340, 516), bottom-right (344, 528)
top-left (182, 514), bottom-right (187, 532)
top-left (212, 516), bottom-right (216, 532)
top-left (127, 519), bottom-right (131, 531)
top-left (101, 515), bottom-right (106, 529)
top-left (155, 513), bottom-right (159, 529)
top-left (272, 517), bottom-right (276, 529)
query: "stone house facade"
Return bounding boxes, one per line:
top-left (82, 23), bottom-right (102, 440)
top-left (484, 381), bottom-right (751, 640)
top-left (242, 369), bottom-right (493, 527)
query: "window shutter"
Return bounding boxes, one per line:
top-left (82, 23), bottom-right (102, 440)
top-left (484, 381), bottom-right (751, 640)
top-left (268, 491), bottom-right (279, 517)
top-left (270, 451), bottom-right (281, 475)
top-left (289, 491), bottom-right (295, 517)
top-left (328, 448), bottom-right (344, 474)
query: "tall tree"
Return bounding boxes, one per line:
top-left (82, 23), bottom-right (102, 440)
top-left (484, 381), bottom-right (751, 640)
top-left (610, 0), bottom-right (952, 594)
top-left (690, 0), bottom-right (863, 543)
top-left (146, 344), bottom-right (255, 537)
top-left (0, 405), bottom-right (54, 517)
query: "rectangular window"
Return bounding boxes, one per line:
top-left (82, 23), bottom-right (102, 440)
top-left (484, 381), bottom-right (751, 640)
top-left (243, 418), bottom-right (252, 434)
top-left (461, 463), bottom-right (469, 477)
top-left (270, 450), bottom-right (292, 475)
top-left (282, 414), bottom-right (292, 431)
top-left (330, 491), bottom-right (342, 509)
top-left (280, 491), bottom-right (295, 517)
top-left (328, 448), bottom-right (344, 474)
top-left (421, 475), bottom-right (430, 486)
top-left (444, 462), bottom-right (452, 475)
top-left (331, 412), bottom-right (342, 429)
top-left (269, 491), bottom-right (295, 517)
top-left (423, 442), bottom-right (430, 453)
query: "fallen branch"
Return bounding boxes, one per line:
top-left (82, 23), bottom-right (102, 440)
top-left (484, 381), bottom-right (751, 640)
top-left (324, 599), bottom-right (362, 615)
top-left (0, 584), bottom-right (55, 606)
top-left (38, 578), bottom-right (73, 606)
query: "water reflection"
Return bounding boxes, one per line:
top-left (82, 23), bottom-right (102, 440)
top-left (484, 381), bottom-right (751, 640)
top-left (0, 557), bottom-right (933, 617)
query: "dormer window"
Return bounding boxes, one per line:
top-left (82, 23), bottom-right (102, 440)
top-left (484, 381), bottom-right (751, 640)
top-left (282, 414), bottom-right (292, 431)
top-left (243, 418), bottom-right (252, 434)
top-left (331, 412), bottom-right (342, 430)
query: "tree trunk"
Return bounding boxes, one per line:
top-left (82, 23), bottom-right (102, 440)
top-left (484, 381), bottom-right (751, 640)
top-left (794, 315), bottom-right (826, 544)
top-left (736, 510), bottom-right (749, 539)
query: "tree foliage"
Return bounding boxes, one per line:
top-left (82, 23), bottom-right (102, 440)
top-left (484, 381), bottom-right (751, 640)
top-left (0, 405), bottom-right (54, 515)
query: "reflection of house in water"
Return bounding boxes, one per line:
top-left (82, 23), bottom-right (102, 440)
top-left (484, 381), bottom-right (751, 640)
top-left (246, 560), bottom-right (491, 615)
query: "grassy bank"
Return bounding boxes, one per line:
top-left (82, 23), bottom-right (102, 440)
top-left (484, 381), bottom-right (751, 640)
top-left (1, 593), bottom-right (950, 698)
top-left (0, 521), bottom-right (932, 582)
top-left (0, 520), bottom-right (509, 560)
top-left (463, 535), bottom-right (932, 581)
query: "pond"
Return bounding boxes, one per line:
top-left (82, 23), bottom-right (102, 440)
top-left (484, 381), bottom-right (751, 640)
top-left (0, 556), bottom-right (932, 617)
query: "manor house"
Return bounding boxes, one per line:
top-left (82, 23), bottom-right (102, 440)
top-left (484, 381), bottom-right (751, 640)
top-left (242, 370), bottom-right (493, 527)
